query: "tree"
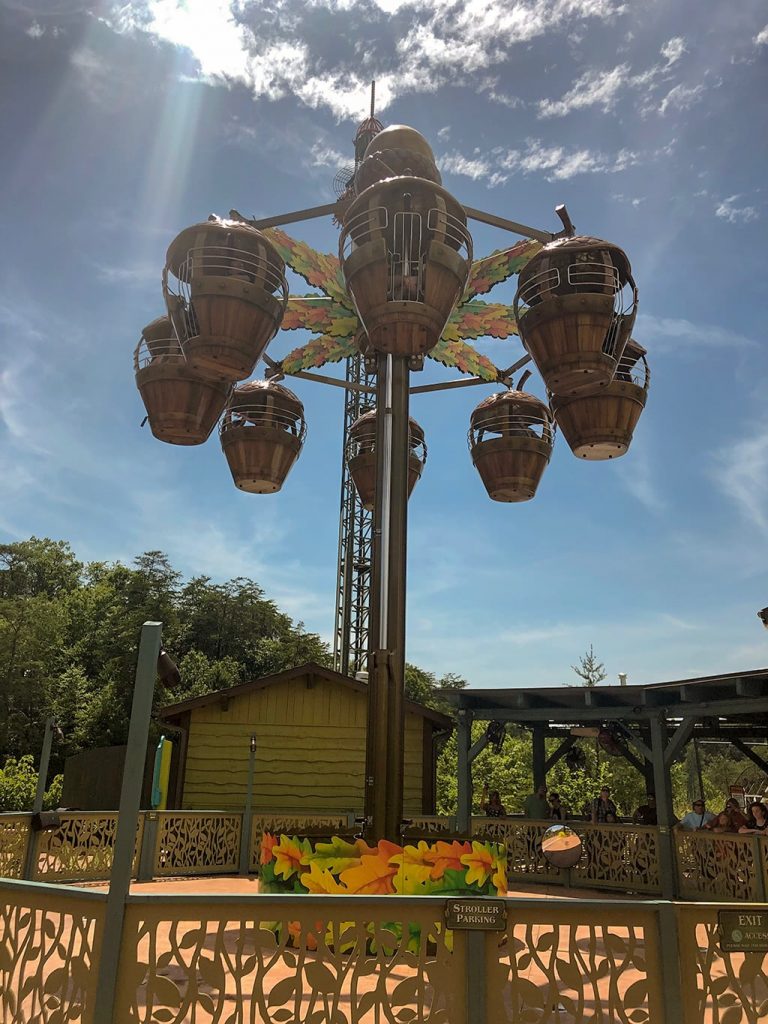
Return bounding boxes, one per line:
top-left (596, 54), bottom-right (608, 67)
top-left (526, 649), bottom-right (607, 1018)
top-left (571, 644), bottom-right (607, 687)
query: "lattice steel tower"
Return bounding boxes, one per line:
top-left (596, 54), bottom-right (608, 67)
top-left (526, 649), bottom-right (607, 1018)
top-left (332, 101), bottom-right (382, 677)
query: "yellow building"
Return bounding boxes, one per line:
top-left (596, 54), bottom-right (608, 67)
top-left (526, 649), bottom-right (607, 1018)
top-left (159, 662), bottom-right (452, 816)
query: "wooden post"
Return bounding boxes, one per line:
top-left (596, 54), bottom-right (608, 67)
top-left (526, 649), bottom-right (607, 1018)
top-left (93, 622), bottom-right (161, 1023)
top-left (457, 709), bottom-right (474, 833)
top-left (649, 715), bottom-right (677, 900)
top-left (532, 725), bottom-right (546, 790)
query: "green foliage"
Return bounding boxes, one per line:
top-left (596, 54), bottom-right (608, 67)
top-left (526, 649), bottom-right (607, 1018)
top-left (0, 537), bottom-right (332, 771)
top-left (571, 644), bottom-right (607, 687)
top-left (0, 754), bottom-right (63, 812)
top-left (436, 724), bottom-right (750, 820)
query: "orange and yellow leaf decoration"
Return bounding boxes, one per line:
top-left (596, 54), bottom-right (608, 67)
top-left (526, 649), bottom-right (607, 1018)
top-left (462, 238), bottom-right (542, 300)
top-left (260, 831), bottom-right (507, 899)
top-left (267, 230), bottom-right (535, 379)
top-left (283, 297), bottom-right (359, 337)
top-left (264, 227), bottom-right (350, 309)
top-left (430, 339), bottom-right (500, 382)
top-left (281, 334), bottom-right (358, 375)
top-left (444, 300), bottom-right (519, 343)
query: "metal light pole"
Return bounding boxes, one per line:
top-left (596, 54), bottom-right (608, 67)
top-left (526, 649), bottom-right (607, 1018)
top-left (240, 733), bottom-right (257, 875)
top-left (365, 353), bottom-right (411, 842)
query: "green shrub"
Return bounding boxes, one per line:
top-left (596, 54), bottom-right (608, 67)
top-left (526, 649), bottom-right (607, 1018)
top-left (0, 754), bottom-right (63, 812)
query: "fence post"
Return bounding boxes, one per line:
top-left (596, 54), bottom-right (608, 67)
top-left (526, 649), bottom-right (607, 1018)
top-left (657, 903), bottom-right (685, 1023)
top-left (457, 710), bottom-right (473, 833)
top-left (93, 621), bottom-right (161, 1023)
top-left (465, 931), bottom-right (486, 1024)
top-left (752, 836), bottom-right (767, 902)
top-left (138, 811), bottom-right (159, 882)
top-left (22, 717), bottom-right (56, 880)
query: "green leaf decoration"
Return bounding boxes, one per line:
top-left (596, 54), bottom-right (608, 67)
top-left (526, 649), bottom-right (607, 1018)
top-left (463, 238), bottom-right (542, 301)
top-left (430, 339), bottom-right (500, 381)
top-left (444, 300), bottom-right (519, 342)
top-left (264, 227), bottom-right (351, 309)
top-left (280, 334), bottom-right (359, 375)
top-left (311, 836), bottom-right (363, 874)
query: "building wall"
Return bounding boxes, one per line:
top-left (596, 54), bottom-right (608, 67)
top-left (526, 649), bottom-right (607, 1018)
top-left (181, 674), bottom-right (426, 814)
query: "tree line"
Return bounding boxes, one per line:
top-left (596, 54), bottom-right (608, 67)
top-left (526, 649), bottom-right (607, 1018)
top-left (0, 537), bottom-right (759, 816)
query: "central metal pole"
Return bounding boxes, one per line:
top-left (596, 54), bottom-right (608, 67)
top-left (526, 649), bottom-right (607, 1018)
top-left (365, 353), bottom-right (410, 842)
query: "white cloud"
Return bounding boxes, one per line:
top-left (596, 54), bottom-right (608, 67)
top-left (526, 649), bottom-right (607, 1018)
top-left (104, 0), bottom-right (627, 119)
top-left (538, 64), bottom-right (630, 118)
top-left (537, 37), bottom-right (688, 120)
top-left (621, 445), bottom-right (666, 515)
top-left (658, 82), bottom-right (704, 114)
top-left (660, 36), bottom-right (686, 65)
top-left (636, 313), bottom-right (756, 352)
top-left (755, 25), bottom-right (768, 46)
top-left (710, 426), bottom-right (768, 531)
top-left (26, 21), bottom-right (45, 38)
top-left (439, 137), bottom-right (647, 184)
top-left (309, 142), bottom-right (348, 169)
top-left (715, 195), bottom-right (760, 224)
top-left (439, 152), bottom-right (507, 186)
top-left (503, 140), bottom-right (639, 180)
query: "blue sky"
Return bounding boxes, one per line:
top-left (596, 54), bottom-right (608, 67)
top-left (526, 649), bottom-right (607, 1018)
top-left (1, 0), bottom-right (767, 689)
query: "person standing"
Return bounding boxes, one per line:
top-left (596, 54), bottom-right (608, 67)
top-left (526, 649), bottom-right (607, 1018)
top-left (549, 792), bottom-right (568, 821)
top-left (633, 794), bottom-right (657, 826)
top-left (739, 802), bottom-right (768, 834)
top-left (591, 786), bottom-right (618, 824)
top-left (523, 783), bottom-right (550, 819)
top-left (480, 784), bottom-right (507, 818)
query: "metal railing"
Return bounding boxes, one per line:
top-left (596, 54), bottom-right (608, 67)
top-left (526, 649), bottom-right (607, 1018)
top-left (162, 243), bottom-right (289, 346)
top-left (133, 337), bottom-right (183, 371)
top-left (468, 410), bottom-right (555, 448)
top-left (219, 403), bottom-right (307, 441)
top-left (4, 876), bottom-right (768, 1024)
top-left (4, 810), bottom-right (768, 901)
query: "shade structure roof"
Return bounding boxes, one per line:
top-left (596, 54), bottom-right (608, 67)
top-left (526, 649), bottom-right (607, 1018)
top-left (440, 667), bottom-right (768, 735)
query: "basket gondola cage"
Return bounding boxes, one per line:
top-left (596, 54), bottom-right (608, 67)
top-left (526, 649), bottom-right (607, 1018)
top-left (550, 339), bottom-right (650, 460)
top-left (219, 380), bottom-right (306, 493)
top-left (163, 217), bottom-right (288, 383)
top-left (346, 409), bottom-right (427, 510)
top-left (340, 174), bottom-right (472, 358)
top-left (134, 315), bottom-right (231, 445)
top-left (469, 387), bottom-right (555, 502)
top-left (514, 235), bottom-right (638, 398)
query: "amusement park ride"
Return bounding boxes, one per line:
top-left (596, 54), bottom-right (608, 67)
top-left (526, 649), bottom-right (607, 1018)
top-left (134, 94), bottom-right (648, 843)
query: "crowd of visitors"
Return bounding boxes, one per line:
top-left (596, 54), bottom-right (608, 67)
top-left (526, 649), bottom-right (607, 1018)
top-left (478, 783), bottom-right (767, 831)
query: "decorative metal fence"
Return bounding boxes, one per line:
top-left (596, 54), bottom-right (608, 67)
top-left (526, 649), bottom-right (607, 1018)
top-left (675, 830), bottom-right (767, 902)
top-left (4, 879), bottom-right (768, 1023)
top-left (0, 815), bottom-right (30, 879)
top-left (30, 812), bottom-right (144, 883)
top-left (0, 882), bottom-right (105, 1023)
top-left (152, 811), bottom-right (241, 876)
top-left (4, 809), bottom-right (768, 902)
top-left (249, 812), bottom-right (355, 872)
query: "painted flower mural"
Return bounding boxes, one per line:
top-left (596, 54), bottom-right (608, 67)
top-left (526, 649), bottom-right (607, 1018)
top-left (260, 832), bottom-right (507, 898)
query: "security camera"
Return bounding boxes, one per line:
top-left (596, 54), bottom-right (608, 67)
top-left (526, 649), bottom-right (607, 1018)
top-left (758, 608), bottom-right (768, 630)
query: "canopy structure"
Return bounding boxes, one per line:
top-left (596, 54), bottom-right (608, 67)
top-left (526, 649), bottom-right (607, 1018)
top-left (441, 667), bottom-right (768, 897)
